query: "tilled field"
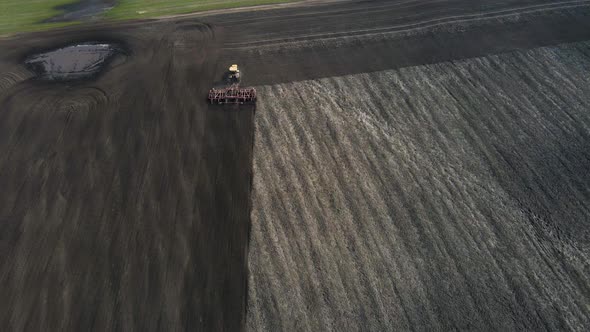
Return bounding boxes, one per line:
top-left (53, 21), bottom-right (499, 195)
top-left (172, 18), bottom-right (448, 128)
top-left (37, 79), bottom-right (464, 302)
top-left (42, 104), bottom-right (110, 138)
top-left (213, 0), bottom-right (590, 85)
top-left (247, 42), bottom-right (590, 331)
top-left (1, 0), bottom-right (590, 331)
top-left (0, 22), bottom-right (254, 331)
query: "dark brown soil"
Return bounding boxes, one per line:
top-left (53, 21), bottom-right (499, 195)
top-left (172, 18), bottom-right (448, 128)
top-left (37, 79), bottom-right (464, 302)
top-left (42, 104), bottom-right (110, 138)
top-left (0, 22), bottom-right (253, 331)
top-left (1, 0), bottom-right (590, 331)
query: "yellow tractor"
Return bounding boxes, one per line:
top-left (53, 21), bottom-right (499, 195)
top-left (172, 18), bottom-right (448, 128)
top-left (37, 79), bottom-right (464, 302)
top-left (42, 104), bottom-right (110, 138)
top-left (208, 64), bottom-right (256, 104)
top-left (228, 64), bottom-right (240, 83)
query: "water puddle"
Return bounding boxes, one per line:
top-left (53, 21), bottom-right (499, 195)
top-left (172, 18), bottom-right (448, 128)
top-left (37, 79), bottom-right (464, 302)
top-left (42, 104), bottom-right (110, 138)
top-left (44, 0), bottom-right (115, 23)
top-left (25, 43), bottom-right (121, 81)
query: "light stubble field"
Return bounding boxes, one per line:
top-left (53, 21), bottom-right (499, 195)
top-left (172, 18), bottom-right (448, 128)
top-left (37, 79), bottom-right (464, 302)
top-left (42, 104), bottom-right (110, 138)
top-left (247, 42), bottom-right (590, 331)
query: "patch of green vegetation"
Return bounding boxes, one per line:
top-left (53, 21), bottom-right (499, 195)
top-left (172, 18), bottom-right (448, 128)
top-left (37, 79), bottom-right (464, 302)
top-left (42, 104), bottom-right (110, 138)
top-left (0, 0), bottom-right (79, 36)
top-left (0, 0), bottom-right (297, 36)
top-left (106, 0), bottom-right (297, 20)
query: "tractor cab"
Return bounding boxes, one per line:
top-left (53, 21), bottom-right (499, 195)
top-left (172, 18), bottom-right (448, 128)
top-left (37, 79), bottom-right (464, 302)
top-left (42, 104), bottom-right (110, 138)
top-left (228, 64), bottom-right (240, 83)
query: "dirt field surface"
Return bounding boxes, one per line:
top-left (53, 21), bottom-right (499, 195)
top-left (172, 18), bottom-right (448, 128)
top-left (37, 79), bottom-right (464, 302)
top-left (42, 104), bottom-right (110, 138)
top-left (0, 23), bottom-right (253, 331)
top-left (248, 43), bottom-right (590, 331)
top-left (0, 0), bottom-right (590, 331)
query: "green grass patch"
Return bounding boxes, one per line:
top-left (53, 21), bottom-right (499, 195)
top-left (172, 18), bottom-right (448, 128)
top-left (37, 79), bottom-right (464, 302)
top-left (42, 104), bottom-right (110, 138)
top-left (106, 0), bottom-right (297, 20)
top-left (0, 0), bottom-right (80, 36)
top-left (0, 0), bottom-right (297, 36)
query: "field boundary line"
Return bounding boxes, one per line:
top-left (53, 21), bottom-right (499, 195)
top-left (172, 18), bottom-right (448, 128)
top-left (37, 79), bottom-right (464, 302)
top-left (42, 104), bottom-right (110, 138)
top-left (223, 0), bottom-right (590, 49)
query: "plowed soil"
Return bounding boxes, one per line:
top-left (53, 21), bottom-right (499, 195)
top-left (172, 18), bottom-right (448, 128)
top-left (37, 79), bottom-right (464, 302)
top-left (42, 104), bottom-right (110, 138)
top-left (0, 22), bottom-right (253, 331)
top-left (1, 0), bottom-right (590, 331)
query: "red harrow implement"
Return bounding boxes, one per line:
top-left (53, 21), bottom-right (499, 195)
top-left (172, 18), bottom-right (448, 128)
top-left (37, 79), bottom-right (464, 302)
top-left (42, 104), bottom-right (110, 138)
top-left (208, 84), bottom-right (257, 104)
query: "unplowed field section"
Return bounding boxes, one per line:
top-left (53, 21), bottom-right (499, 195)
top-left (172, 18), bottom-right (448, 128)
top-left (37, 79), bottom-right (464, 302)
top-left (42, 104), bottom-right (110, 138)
top-left (247, 42), bottom-right (590, 331)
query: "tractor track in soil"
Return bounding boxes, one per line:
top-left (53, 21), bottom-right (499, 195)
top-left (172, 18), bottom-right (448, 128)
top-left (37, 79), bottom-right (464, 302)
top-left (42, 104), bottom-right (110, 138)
top-left (0, 0), bottom-right (590, 331)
